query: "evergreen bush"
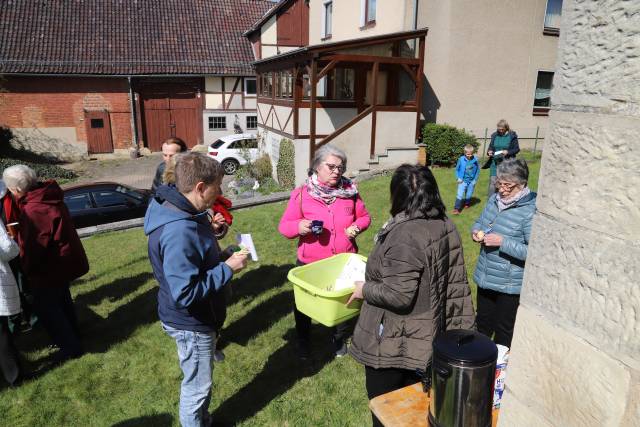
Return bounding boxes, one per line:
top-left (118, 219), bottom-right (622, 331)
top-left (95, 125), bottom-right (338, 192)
top-left (421, 123), bottom-right (478, 166)
top-left (276, 138), bottom-right (295, 189)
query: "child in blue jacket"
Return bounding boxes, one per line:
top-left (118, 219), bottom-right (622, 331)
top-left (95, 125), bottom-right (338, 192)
top-left (453, 145), bottom-right (480, 214)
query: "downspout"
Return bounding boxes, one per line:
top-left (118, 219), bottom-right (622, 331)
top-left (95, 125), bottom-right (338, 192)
top-left (412, 0), bottom-right (419, 50)
top-left (127, 76), bottom-right (139, 156)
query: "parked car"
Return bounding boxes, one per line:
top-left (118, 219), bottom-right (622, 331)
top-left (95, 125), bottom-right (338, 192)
top-left (207, 133), bottom-right (259, 174)
top-left (63, 182), bottom-right (152, 229)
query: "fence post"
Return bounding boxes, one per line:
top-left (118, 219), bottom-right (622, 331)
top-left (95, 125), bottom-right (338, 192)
top-left (482, 128), bottom-right (488, 159)
top-left (533, 126), bottom-right (539, 156)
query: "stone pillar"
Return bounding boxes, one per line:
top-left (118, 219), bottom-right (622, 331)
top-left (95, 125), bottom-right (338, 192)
top-left (498, 1), bottom-right (640, 426)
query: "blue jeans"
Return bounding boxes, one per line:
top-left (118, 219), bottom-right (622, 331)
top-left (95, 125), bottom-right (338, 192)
top-left (455, 181), bottom-right (476, 210)
top-left (162, 323), bottom-right (216, 427)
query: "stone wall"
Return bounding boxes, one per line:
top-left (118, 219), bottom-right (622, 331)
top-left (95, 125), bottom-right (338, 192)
top-left (499, 1), bottom-right (640, 426)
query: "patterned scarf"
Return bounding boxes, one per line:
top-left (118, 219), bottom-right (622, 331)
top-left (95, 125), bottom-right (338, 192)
top-left (306, 173), bottom-right (358, 205)
top-left (496, 186), bottom-right (530, 212)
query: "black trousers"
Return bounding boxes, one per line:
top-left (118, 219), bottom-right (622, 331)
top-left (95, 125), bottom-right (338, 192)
top-left (0, 317), bottom-right (21, 385)
top-left (365, 366), bottom-right (421, 427)
top-left (293, 307), bottom-right (354, 346)
top-left (32, 285), bottom-right (83, 360)
top-left (476, 287), bottom-right (520, 347)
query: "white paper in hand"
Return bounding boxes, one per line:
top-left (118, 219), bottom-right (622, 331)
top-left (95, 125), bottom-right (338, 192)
top-left (236, 233), bottom-right (258, 261)
top-left (333, 255), bottom-right (366, 291)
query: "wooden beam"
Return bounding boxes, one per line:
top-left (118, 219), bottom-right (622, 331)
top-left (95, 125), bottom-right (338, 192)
top-left (226, 77), bottom-right (241, 109)
top-left (370, 61), bottom-right (379, 158)
top-left (309, 58), bottom-right (317, 167)
top-left (415, 36), bottom-right (426, 142)
top-left (324, 54), bottom-right (420, 65)
top-left (317, 59), bottom-right (338, 81)
top-left (282, 107), bottom-right (294, 132)
top-left (401, 63), bottom-right (418, 84)
top-left (316, 106), bottom-right (373, 149)
top-left (293, 66), bottom-right (301, 138)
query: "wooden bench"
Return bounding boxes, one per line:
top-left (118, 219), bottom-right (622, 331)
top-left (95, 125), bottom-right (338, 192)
top-left (369, 383), bottom-right (500, 427)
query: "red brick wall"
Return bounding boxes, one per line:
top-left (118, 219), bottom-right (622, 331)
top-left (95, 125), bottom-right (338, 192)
top-left (0, 76), bottom-right (132, 151)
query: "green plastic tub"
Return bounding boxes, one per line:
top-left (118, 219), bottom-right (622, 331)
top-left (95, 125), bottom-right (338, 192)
top-left (288, 253), bottom-right (366, 327)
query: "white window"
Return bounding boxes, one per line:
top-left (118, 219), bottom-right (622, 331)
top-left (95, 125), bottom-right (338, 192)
top-left (244, 78), bottom-right (257, 96)
top-left (322, 1), bottom-right (333, 39)
top-left (360, 0), bottom-right (376, 26)
top-left (246, 116), bottom-right (257, 130)
top-left (366, 0), bottom-right (376, 24)
top-left (543, 0), bottom-right (562, 34)
top-left (208, 116), bottom-right (227, 130)
top-left (534, 71), bottom-right (554, 109)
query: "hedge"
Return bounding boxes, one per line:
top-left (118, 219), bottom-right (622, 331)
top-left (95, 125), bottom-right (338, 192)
top-left (0, 158), bottom-right (77, 181)
top-left (421, 123), bottom-right (478, 166)
top-left (276, 138), bottom-right (295, 190)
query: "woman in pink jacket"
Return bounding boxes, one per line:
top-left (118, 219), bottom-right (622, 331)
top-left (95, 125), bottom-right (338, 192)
top-left (279, 145), bottom-right (371, 359)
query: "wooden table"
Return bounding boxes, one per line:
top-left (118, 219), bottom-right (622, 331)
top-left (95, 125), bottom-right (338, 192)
top-left (369, 383), bottom-right (500, 427)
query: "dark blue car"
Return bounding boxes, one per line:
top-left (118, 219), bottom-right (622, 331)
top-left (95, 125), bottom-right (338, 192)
top-left (63, 182), bottom-right (152, 229)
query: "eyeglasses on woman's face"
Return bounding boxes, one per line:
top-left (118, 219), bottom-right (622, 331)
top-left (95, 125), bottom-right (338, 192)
top-left (496, 180), bottom-right (518, 191)
top-left (324, 162), bottom-right (345, 173)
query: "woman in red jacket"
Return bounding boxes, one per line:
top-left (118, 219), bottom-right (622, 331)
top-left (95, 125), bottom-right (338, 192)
top-left (2, 165), bottom-right (89, 361)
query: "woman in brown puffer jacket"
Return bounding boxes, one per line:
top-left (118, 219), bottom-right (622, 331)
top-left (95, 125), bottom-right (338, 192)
top-left (348, 164), bottom-right (475, 427)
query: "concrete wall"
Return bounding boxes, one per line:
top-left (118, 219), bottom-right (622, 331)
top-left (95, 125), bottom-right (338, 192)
top-left (297, 107), bottom-right (357, 135)
top-left (309, 0), bottom-right (411, 45)
top-left (261, 15), bottom-right (278, 58)
top-left (374, 111), bottom-right (417, 150)
top-left (499, 1), bottom-right (640, 426)
top-left (416, 0), bottom-right (559, 136)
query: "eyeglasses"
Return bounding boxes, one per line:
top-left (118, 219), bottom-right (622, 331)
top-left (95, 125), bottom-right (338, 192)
top-left (324, 163), bottom-right (346, 173)
top-left (496, 181), bottom-right (518, 190)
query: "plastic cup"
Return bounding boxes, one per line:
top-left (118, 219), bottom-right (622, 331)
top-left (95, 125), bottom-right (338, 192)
top-left (311, 220), bottom-right (324, 235)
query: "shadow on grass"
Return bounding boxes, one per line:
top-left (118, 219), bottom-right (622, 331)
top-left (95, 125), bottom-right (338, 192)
top-left (111, 413), bottom-right (173, 426)
top-left (14, 272), bottom-right (157, 378)
top-left (212, 328), bottom-right (335, 426)
top-left (467, 197), bottom-right (482, 208)
top-left (73, 255), bottom-right (150, 287)
top-left (231, 264), bottom-right (295, 301)
top-left (221, 290), bottom-right (293, 349)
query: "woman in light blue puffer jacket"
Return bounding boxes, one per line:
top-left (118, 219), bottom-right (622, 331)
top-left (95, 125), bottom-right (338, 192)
top-left (471, 158), bottom-right (536, 347)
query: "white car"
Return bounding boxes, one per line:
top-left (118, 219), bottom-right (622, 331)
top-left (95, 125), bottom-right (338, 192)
top-left (207, 133), bottom-right (259, 175)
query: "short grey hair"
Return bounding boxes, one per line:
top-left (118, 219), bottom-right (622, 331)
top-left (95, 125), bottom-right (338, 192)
top-left (310, 144), bottom-right (348, 175)
top-left (497, 158), bottom-right (529, 186)
top-left (2, 164), bottom-right (38, 193)
top-left (174, 152), bottom-right (223, 193)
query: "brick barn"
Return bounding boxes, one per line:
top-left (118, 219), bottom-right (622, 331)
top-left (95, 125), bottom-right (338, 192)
top-left (0, 0), bottom-right (273, 160)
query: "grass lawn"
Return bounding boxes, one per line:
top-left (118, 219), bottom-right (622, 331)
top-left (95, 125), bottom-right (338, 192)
top-left (0, 154), bottom-right (540, 426)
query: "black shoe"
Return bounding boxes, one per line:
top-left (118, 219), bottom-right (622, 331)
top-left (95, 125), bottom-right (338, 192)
top-left (296, 339), bottom-right (311, 360)
top-left (333, 339), bottom-right (348, 358)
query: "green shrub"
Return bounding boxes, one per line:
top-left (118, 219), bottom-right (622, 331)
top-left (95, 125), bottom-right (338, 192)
top-left (253, 154), bottom-right (273, 182)
top-left (421, 123), bottom-right (478, 166)
top-left (276, 138), bottom-right (295, 189)
top-left (0, 158), bottom-right (77, 181)
top-left (257, 177), bottom-right (283, 195)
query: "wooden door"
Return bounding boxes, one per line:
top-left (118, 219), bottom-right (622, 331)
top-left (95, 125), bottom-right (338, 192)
top-left (138, 81), bottom-right (203, 151)
top-left (85, 110), bottom-right (114, 153)
top-left (169, 86), bottom-right (200, 148)
top-left (141, 89), bottom-right (171, 151)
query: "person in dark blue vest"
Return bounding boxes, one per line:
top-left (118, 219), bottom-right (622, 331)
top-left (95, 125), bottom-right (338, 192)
top-left (452, 144), bottom-right (480, 214)
top-left (145, 152), bottom-right (248, 427)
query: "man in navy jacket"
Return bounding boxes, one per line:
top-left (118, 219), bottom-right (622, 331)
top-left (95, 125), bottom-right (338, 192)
top-left (145, 152), bottom-right (247, 427)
